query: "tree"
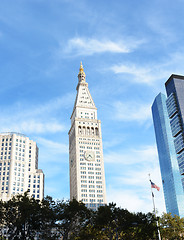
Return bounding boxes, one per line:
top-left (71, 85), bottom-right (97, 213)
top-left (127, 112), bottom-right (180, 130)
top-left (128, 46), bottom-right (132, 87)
top-left (0, 200), bottom-right (5, 238)
top-left (3, 193), bottom-right (57, 239)
top-left (127, 212), bottom-right (157, 240)
top-left (93, 203), bottom-right (118, 239)
top-left (4, 193), bottom-right (42, 239)
top-left (0, 194), bottom-right (159, 239)
top-left (55, 199), bottom-right (92, 240)
top-left (91, 203), bottom-right (157, 240)
top-left (159, 212), bottom-right (184, 240)
top-left (36, 196), bottom-right (58, 239)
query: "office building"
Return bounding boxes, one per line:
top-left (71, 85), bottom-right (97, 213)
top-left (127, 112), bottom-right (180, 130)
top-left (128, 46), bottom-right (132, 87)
top-left (0, 132), bottom-right (44, 201)
top-left (68, 63), bottom-right (107, 210)
top-left (152, 74), bottom-right (184, 217)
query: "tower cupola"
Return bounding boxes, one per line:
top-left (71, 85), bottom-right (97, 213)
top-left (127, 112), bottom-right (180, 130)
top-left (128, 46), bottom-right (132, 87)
top-left (78, 62), bottom-right (86, 83)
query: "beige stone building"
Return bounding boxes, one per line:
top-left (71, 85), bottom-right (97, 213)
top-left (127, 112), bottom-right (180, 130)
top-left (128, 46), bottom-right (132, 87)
top-left (69, 63), bottom-right (106, 210)
top-left (0, 132), bottom-right (44, 201)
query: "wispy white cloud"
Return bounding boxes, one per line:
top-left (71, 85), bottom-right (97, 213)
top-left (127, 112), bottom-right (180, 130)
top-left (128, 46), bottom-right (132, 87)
top-left (0, 120), bottom-right (65, 134)
top-left (111, 64), bottom-right (153, 83)
top-left (145, 8), bottom-right (178, 45)
top-left (0, 93), bottom-right (74, 135)
top-left (63, 37), bottom-right (143, 56)
top-left (111, 63), bottom-right (171, 85)
top-left (107, 187), bottom-right (165, 214)
top-left (36, 137), bottom-right (68, 155)
top-left (105, 145), bottom-right (157, 164)
top-left (15, 92), bottom-right (74, 118)
top-left (105, 145), bottom-right (165, 214)
top-left (107, 187), bottom-right (150, 212)
top-left (110, 49), bottom-right (184, 86)
top-left (112, 101), bottom-right (151, 123)
top-left (103, 138), bottom-right (125, 149)
top-left (116, 167), bottom-right (160, 186)
top-left (107, 169), bottom-right (165, 214)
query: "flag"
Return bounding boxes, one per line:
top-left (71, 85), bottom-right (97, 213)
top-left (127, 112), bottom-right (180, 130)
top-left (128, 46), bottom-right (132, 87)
top-left (150, 181), bottom-right (160, 191)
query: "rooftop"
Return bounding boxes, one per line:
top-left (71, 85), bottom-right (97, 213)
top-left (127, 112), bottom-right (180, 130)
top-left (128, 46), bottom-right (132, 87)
top-left (0, 132), bottom-right (27, 137)
top-left (165, 74), bottom-right (184, 86)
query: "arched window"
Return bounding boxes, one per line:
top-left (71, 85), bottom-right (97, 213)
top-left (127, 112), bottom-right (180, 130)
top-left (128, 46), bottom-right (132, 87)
top-left (95, 127), bottom-right (99, 136)
top-left (78, 126), bottom-right (82, 134)
top-left (91, 127), bottom-right (94, 135)
top-left (87, 127), bottom-right (90, 135)
top-left (83, 126), bottom-right (86, 135)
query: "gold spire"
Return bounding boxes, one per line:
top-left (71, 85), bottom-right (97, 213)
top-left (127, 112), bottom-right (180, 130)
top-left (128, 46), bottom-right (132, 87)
top-left (79, 61), bottom-right (85, 74)
top-left (77, 62), bottom-right (88, 91)
top-left (77, 61), bottom-right (86, 86)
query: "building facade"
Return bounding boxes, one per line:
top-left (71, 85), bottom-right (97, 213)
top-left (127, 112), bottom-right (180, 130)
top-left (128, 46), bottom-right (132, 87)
top-left (68, 63), bottom-right (107, 210)
top-left (0, 132), bottom-right (44, 201)
top-left (152, 74), bottom-right (184, 217)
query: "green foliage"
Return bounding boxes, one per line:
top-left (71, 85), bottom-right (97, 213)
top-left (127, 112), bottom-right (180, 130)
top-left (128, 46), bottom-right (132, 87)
top-left (4, 192), bottom-right (42, 239)
top-left (73, 203), bottom-right (157, 240)
top-left (159, 212), bottom-right (184, 240)
top-left (91, 203), bottom-right (157, 240)
top-left (1, 194), bottom-right (184, 240)
top-left (1, 192), bottom-right (57, 239)
top-left (55, 199), bottom-right (92, 240)
top-left (0, 200), bottom-right (4, 236)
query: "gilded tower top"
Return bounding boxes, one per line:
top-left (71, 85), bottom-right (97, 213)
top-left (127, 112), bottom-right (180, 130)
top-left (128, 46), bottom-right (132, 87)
top-left (79, 62), bottom-right (85, 74)
top-left (78, 62), bottom-right (86, 84)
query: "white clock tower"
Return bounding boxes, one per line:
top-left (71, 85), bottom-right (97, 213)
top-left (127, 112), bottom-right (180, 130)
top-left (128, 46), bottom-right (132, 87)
top-left (69, 62), bottom-right (107, 210)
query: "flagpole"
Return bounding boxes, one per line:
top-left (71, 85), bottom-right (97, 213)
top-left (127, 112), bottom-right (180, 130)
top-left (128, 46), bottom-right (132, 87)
top-left (148, 174), bottom-right (161, 240)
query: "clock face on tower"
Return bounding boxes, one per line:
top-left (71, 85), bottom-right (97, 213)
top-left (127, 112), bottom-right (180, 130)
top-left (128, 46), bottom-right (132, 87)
top-left (84, 150), bottom-right (95, 161)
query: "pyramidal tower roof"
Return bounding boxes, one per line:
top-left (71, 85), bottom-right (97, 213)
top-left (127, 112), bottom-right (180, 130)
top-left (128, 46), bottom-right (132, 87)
top-left (71, 62), bottom-right (97, 118)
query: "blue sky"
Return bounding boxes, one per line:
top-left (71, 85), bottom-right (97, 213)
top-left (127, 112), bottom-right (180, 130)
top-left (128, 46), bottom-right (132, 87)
top-left (1, 0), bottom-right (184, 214)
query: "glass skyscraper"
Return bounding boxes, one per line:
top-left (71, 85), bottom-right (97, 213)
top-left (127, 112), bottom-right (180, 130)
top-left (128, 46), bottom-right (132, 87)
top-left (152, 74), bottom-right (184, 217)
